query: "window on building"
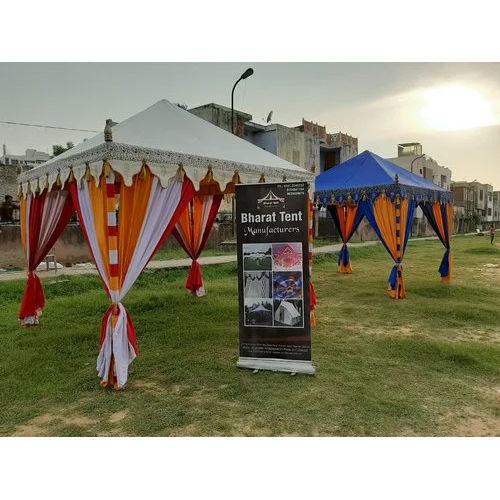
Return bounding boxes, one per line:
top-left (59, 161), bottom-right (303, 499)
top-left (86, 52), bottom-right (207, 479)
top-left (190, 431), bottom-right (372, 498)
top-left (479, 190), bottom-right (483, 201)
top-left (488, 208), bottom-right (492, 216)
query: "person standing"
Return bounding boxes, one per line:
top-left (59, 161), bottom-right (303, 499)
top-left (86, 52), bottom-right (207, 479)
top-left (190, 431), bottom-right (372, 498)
top-left (0, 195), bottom-right (15, 222)
top-left (490, 225), bottom-right (495, 245)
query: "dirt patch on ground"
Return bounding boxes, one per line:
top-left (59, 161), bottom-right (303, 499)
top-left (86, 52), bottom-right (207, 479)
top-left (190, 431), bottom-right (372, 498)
top-left (12, 412), bottom-right (97, 436)
top-left (451, 416), bottom-right (500, 436)
top-left (440, 405), bottom-right (500, 437)
top-left (12, 413), bottom-right (55, 436)
top-left (478, 264), bottom-right (500, 282)
top-left (109, 410), bottom-right (129, 424)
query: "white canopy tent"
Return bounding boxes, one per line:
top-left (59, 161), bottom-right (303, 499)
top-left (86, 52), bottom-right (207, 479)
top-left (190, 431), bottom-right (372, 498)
top-left (17, 99), bottom-right (314, 390)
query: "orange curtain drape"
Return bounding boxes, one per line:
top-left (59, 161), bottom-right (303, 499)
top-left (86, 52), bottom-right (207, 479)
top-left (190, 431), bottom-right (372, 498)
top-left (372, 195), bottom-right (411, 299)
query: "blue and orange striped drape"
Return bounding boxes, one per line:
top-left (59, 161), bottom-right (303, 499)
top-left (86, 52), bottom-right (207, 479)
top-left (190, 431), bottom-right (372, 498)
top-left (360, 194), bottom-right (416, 299)
top-left (420, 201), bottom-right (454, 282)
top-left (326, 203), bottom-right (364, 273)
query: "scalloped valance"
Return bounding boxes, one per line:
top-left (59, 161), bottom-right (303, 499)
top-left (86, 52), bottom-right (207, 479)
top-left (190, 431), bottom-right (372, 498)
top-left (18, 142), bottom-right (314, 198)
top-left (315, 183), bottom-right (454, 206)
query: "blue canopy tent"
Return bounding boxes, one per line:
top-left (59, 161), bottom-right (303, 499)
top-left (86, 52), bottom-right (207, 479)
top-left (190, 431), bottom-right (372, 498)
top-left (315, 151), bottom-right (454, 298)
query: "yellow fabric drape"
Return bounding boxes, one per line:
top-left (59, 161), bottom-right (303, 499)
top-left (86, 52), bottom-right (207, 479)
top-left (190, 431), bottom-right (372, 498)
top-left (373, 195), bottom-right (409, 299)
top-left (118, 169), bottom-right (154, 287)
top-left (88, 177), bottom-right (112, 282)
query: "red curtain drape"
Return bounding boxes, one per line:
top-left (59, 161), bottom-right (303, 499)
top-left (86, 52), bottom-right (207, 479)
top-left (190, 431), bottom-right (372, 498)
top-left (19, 189), bottom-right (74, 326)
top-left (172, 168), bottom-right (223, 297)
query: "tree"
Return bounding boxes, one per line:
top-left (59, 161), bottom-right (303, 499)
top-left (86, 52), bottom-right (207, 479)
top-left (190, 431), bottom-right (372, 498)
top-left (52, 141), bottom-right (74, 157)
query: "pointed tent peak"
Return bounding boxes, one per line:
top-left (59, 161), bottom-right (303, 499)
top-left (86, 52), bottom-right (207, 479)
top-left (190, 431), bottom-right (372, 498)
top-left (315, 149), bottom-right (447, 194)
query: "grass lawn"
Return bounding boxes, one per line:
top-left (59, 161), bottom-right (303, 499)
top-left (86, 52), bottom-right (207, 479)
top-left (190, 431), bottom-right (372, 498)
top-left (0, 235), bottom-right (499, 436)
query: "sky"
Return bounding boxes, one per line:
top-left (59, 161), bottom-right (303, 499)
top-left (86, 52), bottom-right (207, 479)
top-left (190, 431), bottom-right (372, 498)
top-left (1, 62), bottom-right (499, 189)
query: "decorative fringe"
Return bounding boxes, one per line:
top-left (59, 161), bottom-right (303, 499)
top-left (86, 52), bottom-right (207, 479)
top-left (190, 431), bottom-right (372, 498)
top-left (103, 160), bottom-right (112, 178)
top-left (198, 165), bottom-right (222, 196)
top-left (140, 159), bottom-right (148, 180)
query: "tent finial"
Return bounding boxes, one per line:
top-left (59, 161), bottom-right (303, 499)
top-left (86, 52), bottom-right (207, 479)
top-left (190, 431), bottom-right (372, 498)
top-left (104, 119), bottom-right (113, 142)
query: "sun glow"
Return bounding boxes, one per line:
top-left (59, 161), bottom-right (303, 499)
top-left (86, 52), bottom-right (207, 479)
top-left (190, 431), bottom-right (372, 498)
top-left (421, 86), bottom-right (493, 131)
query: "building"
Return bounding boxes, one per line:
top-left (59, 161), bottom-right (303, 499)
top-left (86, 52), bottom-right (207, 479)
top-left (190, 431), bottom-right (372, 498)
top-left (472, 182), bottom-right (494, 222)
top-left (493, 191), bottom-right (500, 221)
top-left (451, 180), bottom-right (494, 225)
top-left (387, 142), bottom-right (452, 190)
top-left (451, 181), bottom-right (476, 218)
top-left (0, 145), bottom-right (52, 201)
top-left (189, 103), bottom-right (358, 173)
top-left (1, 144), bottom-right (51, 169)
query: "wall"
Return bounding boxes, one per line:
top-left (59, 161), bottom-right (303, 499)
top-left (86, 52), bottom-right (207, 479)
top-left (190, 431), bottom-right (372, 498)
top-left (0, 222), bottom-right (235, 269)
top-left (0, 164), bottom-right (19, 200)
top-left (276, 125), bottom-right (305, 168)
top-left (247, 128), bottom-right (277, 155)
top-left (189, 104), bottom-right (251, 138)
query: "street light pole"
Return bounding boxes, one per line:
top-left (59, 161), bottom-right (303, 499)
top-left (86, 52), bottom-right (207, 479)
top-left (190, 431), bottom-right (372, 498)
top-left (230, 68), bottom-right (254, 238)
top-left (410, 153), bottom-right (425, 174)
top-left (231, 68), bottom-right (254, 134)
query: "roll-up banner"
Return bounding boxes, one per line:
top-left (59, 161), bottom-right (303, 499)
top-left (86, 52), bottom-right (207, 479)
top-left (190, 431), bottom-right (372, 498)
top-left (236, 182), bottom-right (315, 375)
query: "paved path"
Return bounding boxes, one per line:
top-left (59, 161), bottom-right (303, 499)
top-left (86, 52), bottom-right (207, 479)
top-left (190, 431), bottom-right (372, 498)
top-left (0, 233), bottom-right (473, 283)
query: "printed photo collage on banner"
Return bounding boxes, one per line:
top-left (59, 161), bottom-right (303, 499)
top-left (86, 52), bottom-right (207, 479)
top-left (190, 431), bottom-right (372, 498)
top-left (243, 242), bottom-right (304, 328)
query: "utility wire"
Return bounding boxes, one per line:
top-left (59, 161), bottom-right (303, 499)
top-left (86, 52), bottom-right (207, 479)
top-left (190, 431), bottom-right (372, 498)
top-left (0, 120), bottom-right (99, 133)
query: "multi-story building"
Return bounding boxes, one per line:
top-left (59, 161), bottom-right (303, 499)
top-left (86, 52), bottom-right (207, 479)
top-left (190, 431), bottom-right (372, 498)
top-left (387, 142), bottom-right (452, 190)
top-left (451, 180), bottom-right (494, 225)
top-left (189, 103), bottom-right (358, 174)
top-left (451, 181), bottom-right (476, 218)
top-left (476, 182), bottom-right (494, 222)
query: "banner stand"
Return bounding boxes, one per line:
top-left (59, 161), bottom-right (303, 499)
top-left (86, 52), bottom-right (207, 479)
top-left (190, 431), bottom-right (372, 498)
top-left (236, 182), bottom-right (315, 376)
top-left (236, 357), bottom-right (316, 375)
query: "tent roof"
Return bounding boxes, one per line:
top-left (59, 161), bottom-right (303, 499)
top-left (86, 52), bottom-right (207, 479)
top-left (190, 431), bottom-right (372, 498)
top-left (251, 304), bottom-right (270, 313)
top-left (315, 150), bottom-right (452, 203)
top-left (278, 300), bottom-right (300, 317)
top-left (18, 99), bottom-right (313, 195)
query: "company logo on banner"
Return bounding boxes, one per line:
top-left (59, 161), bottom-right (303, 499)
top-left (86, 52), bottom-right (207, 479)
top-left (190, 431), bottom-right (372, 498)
top-left (236, 182), bottom-right (315, 375)
top-left (257, 190), bottom-right (285, 209)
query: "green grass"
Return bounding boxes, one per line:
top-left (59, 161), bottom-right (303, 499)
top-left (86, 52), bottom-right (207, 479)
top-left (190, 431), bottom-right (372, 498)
top-left (152, 246), bottom-right (231, 261)
top-left (0, 236), bottom-right (499, 436)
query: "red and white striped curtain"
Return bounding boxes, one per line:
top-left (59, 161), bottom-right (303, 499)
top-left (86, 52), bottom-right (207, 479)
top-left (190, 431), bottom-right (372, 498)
top-left (19, 189), bottom-right (74, 326)
top-left (69, 164), bottom-right (194, 389)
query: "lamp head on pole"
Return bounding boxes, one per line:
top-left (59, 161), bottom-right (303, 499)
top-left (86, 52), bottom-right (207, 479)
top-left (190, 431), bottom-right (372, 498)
top-left (241, 68), bottom-right (254, 80)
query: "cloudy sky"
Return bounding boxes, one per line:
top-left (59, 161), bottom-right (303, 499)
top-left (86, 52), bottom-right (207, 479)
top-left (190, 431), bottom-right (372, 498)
top-left (1, 62), bottom-right (499, 188)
